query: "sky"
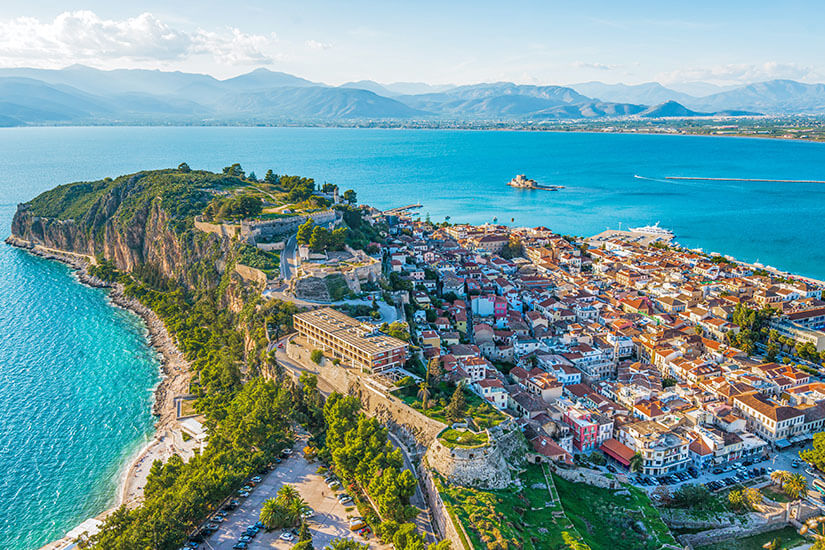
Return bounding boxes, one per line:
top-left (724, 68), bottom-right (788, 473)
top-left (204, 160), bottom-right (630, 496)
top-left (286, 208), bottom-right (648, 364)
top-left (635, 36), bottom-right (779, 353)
top-left (0, 1), bottom-right (823, 89)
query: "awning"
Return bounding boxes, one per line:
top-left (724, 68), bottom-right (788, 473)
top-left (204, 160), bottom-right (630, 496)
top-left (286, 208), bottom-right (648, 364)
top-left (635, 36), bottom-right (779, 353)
top-left (600, 438), bottom-right (635, 467)
top-left (775, 439), bottom-right (791, 449)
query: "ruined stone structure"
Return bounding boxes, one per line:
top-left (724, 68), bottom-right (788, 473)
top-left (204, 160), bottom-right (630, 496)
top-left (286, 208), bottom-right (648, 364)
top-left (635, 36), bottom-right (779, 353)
top-left (423, 423), bottom-right (525, 490)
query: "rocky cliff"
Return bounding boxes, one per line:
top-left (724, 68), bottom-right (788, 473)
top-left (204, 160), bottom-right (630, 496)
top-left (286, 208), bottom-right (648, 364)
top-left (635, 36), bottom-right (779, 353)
top-left (9, 170), bottom-right (231, 289)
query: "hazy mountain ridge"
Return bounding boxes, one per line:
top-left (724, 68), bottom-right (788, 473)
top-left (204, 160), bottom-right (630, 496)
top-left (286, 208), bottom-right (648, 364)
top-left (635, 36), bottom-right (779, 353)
top-left (1, 65), bottom-right (822, 125)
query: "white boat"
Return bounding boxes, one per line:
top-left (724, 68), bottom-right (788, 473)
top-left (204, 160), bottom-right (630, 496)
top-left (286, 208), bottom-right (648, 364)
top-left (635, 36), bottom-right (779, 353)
top-left (627, 222), bottom-right (674, 238)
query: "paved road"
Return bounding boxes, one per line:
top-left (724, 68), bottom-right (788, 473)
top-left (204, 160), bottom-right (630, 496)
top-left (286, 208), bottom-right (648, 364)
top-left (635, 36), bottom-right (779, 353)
top-left (280, 235), bottom-right (297, 281)
top-left (274, 336), bottom-right (437, 543)
top-left (208, 435), bottom-right (370, 550)
top-left (263, 292), bottom-right (399, 325)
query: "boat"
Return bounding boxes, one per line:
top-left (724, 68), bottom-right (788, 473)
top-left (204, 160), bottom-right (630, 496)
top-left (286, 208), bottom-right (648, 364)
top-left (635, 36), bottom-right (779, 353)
top-left (627, 222), bottom-right (674, 238)
top-left (507, 174), bottom-right (564, 191)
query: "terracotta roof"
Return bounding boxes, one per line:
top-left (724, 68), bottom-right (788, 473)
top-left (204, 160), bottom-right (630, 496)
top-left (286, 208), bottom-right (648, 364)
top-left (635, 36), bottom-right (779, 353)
top-left (600, 438), bottom-right (635, 465)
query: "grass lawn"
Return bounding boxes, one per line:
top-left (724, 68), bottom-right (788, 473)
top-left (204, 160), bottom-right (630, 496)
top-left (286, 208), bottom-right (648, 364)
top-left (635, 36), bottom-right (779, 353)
top-left (439, 429), bottom-right (489, 448)
top-left (438, 464), bottom-right (587, 550)
top-left (694, 526), bottom-right (808, 550)
top-left (393, 382), bottom-right (506, 428)
top-left (553, 474), bottom-right (677, 550)
top-left (761, 485), bottom-right (794, 503)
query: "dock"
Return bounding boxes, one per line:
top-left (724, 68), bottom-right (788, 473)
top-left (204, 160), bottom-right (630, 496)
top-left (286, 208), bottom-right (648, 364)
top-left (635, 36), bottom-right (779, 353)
top-left (384, 204), bottom-right (423, 215)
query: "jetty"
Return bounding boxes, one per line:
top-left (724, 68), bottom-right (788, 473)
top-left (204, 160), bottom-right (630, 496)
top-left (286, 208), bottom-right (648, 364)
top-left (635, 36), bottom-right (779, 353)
top-left (665, 176), bottom-right (825, 184)
top-left (384, 203), bottom-right (423, 215)
top-left (507, 174), bottom-right (564, 191)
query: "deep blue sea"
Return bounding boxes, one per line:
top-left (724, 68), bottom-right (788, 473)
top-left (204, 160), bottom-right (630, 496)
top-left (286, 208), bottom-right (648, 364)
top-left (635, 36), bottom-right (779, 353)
top-left (1, 127), bottom-right (825, 548)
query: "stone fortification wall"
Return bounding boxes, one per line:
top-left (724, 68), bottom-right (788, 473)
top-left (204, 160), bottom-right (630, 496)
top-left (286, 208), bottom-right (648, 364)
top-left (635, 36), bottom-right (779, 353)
top-left (194, 217), bottom-right (240, 238)
top-left (549, 464), bottom-right (621, 489)
top-left (242, 209), bottom-right (340, 242)
top-left (419, 467), bottom-right (473, 550)
top-left (285, 339), bottom-right (445, 450)
top-left (424, 423), bottom-right (524, 490)
top-left (234, 264), bottom-right (268, 288)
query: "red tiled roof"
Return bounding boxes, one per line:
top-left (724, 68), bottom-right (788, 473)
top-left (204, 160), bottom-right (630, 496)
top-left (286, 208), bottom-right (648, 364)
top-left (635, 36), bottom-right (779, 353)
top-left (600, 438), bottom-right (635, 466)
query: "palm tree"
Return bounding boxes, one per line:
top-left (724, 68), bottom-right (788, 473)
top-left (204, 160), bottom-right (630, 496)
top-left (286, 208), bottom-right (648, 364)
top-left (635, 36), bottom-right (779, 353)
top-left (784, 473), bottom-right (808, 500)
top-left (771, 470), bottom-right (791, 486)
top-left (260, 498), bottom-right (288, 530)
top-left (417, 381), bottom-right (431, 410)
top-left (629, 452), bottom-right (644, 473)
top-left (277, 484), bottom-right (301, 506)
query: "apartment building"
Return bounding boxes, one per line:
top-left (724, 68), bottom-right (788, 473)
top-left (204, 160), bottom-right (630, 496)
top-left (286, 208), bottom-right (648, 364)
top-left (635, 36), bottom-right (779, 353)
top-left (294, 308), bottom-right (408, 373)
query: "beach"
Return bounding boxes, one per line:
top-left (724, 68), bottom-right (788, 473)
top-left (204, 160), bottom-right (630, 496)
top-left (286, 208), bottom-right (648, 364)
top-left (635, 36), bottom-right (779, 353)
top-left (5, 237), bottom-right (199, 547)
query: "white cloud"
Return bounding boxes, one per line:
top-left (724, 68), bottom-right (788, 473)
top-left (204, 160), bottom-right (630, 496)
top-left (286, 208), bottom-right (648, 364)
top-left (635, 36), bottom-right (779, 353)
top-left (0, 11), bottom-right (279, 67)
top-left (659, 62), bottom-right (823, 85)
top-left (572, 61), bottom-right (615, 71)
top-left (305, 40), bottom-right (332, 51)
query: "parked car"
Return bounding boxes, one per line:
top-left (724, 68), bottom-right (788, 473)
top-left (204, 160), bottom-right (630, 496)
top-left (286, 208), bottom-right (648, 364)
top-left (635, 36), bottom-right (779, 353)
top-left (302, 508), bottom-right (314, 519)
top-left (606, 464), bottom-right (616, 473)
top-left (280, 532), bottom-right (296, 541)
top-left (238, 491), bottom-right (250, 498)
top-left (232, 543), bottom-right (247, 550)
top-left (239, 535), bottom-right (252, 543)
top-left (349, 517), bottom-right (367, 531)
top-left (251, 476), bottom-right (262, 483)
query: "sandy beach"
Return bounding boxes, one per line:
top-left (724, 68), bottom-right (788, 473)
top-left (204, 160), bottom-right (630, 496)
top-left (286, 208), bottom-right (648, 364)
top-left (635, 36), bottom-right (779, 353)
top-left (6, 238), bottom-right (200, 547)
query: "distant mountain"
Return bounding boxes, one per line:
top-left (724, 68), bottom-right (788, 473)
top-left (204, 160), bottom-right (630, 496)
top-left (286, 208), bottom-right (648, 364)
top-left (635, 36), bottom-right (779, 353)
top-left (381, 82), bottom-right (456, 95)
top-left (399, 82), bottom-right (643, 119)
top-left (637, 100), bottom-right (760, 118)
top-left (0, 77), bottom-right (112, 122)
top-left (570, 81), bottom-right (697, 106)
top-left (0, 66), bottom-right (808, 124)
top-left (220, 68), bottom-right (318, 90)
top-left (0, 65), bottom-right (219, 96)
top-left (689, 79), bottom-right (825, 114)
top-left (339, 80), bottom-right (395, 96)
top-left (218, 86), bottom-right (423, 119)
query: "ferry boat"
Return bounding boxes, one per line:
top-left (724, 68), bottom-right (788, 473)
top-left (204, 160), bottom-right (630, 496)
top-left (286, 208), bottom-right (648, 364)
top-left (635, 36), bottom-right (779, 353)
top-left (627, 222), bottom-right (674, 238)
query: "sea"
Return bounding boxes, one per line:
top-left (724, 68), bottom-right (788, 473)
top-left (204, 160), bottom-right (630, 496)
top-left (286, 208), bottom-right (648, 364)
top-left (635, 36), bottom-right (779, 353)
top-left (1, 127), bottom-right (825, 548)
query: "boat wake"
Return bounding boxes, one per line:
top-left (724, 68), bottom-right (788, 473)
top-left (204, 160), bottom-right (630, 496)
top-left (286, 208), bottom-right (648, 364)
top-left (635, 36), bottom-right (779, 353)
top-left (633, 174), bottom-right (671, 184)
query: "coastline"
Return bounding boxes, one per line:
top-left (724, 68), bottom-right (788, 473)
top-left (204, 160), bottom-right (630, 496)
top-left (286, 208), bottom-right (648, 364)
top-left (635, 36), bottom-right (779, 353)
top-left (4, 237), bottom-right (195, 548)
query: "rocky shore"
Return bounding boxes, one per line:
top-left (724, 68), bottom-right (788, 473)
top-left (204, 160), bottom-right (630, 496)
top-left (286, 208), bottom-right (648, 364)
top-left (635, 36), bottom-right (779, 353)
top-left (5, 236), bottom-right (196, 547)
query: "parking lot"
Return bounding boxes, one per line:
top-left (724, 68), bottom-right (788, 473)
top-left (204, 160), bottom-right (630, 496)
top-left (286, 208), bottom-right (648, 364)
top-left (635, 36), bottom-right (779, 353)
top-left (625, 441), bottom-right (825, 498)
top-left (196, 435), bottom-right (377, 550)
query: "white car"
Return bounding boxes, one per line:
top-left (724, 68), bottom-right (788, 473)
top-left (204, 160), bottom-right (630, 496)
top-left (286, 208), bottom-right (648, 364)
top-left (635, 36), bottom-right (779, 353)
top-left (301, 508), bottom-right (314, 519)
top-left (279, 532), bottom-right (295, 542)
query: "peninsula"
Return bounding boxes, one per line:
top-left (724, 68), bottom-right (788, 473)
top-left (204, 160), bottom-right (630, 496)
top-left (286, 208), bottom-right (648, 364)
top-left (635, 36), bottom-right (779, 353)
top-left (9, 164), bottom-right (825, 550)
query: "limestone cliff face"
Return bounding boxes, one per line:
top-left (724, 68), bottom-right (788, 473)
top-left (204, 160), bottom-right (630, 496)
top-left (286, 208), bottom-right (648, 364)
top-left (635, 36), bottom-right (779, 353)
top-left (11, 196), bottom-right (224, 290)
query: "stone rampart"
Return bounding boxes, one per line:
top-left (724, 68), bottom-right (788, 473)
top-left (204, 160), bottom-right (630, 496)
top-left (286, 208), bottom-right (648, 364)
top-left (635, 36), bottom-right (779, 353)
top-left (549, 463), bottom-right (622, 489)
top-left (285, 339), bottom-right (445, 450)
top-left (194, 218), bottom-right (240, 238)
top-left (424, 422), bottom-right (524, 490)
top-left (420, 467), bottom-right (473, 550)
top-left (234, 264), bottom-right (268, 288)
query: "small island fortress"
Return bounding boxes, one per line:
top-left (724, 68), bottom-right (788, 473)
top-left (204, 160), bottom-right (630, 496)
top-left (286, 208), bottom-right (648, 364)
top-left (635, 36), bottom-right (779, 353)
top-left (507, 173), bottom-right (564, 190)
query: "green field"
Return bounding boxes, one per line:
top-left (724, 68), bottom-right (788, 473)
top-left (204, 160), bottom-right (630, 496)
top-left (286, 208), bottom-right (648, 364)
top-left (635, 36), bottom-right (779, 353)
top-left (437, 464), bottom-right (587, 550)
top-left (694, 526), bottom-right (808, 550)
top-left (552, 474), bottom-right (677, 550)
top-left (439, 429), bottom-right (489, 448)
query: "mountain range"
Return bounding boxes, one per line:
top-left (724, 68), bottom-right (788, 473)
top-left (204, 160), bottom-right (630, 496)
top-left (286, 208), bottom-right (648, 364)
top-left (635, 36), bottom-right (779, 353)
top-left (1, 65), bottom-right (823, 126)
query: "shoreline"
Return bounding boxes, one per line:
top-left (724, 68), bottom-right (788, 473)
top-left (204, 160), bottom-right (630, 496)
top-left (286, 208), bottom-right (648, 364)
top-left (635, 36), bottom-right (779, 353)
top-left (4, 237), bottom-right (195, 548)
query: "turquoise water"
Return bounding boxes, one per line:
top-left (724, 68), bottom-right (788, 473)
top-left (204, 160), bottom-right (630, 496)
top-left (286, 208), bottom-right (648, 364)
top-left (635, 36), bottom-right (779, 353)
top-left (1, 127), bottom-right (825, 548)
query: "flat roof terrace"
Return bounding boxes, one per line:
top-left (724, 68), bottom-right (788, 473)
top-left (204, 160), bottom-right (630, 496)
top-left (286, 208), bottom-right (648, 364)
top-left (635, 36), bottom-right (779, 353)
top-left (294, 307), bottom-right (408, 356)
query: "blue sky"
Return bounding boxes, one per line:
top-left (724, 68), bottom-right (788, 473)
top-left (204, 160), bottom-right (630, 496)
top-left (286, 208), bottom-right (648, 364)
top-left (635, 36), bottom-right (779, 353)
top-left (0, 1), bottom-right (822, 88)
